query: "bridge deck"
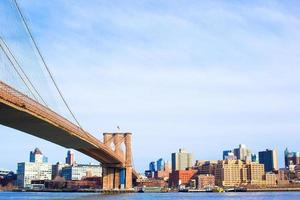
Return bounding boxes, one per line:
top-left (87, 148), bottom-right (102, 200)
top-left (0, 81), bottom-right (125, 166)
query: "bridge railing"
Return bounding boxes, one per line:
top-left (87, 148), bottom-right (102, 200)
top-left (0, 81), bottom-right (122, 161)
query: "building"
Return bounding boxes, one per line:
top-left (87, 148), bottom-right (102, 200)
top-left (171, 148), bottom-right (193, 171)
top-left (145, 170), bottom-right (154, 179)
top-left (215, 160), bottom-right (244, 187)
top-left (52, 162), bottom-right (69, 179)
top-left (157, 158), bottom-right (164, 171)
top-left (61, 164), bottom-right (102, 181)
top-left (17, 148), bottom-right (52, 188)
top-left (149, 161), bottom-right (156, 172)
top-left (197, 174), bottom-right (215, 189)
top-left (17, 162), bottom-right (52, 188)
top-left (29, 148), bottom-right (48, 163)
top-left (195, 160), bottom-right (217, 175)
top-left (233, 144), bottom-right (251, 161)
top-left (284, 148), bottom-right (300, 167)
top-left (259, 149), bottom-right (278, 172)
top-left (246, 162), bottom-right (265, 185)
top-left (264, 173), bottom-right (277, 186)
top-left (223, 150), bottom-right (232, 160)
top-left (65, 150), bottom-right (75, 165)
top-left (251, 154), bottom-right (258, 162)
top-left (169, 169), bottom-right (197, 188)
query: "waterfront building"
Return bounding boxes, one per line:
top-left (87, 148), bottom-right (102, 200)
top-left (29, 148), bottom-right (48, 163)
top-left (197, 174), bottom-right (215, 189)
top-left (215, 160), bottom-right (244, 187)
top-left (149, 161), bottom-right (156, 172)
top-left (246, 162), bottom-right (265, 185)
top-left (171, 148), bottom-right (193, 171)
top-left (17, 148), bottom-right (52, 188)
top-left (259, 149), bottom-right (278, 172)
top-left (157, 158), bottom-right (164, 171)
top-left (169, 169), bottom-right (197, 188)
top-left (17, 162), bottom-right (52, 188)
top-left (233, 144), bottom-right (251, 161)
top-left (264, 172), bottom-right (277, 186)
top-left (61, 164), bottom-right (102, 181)
top-left (65, 150), bottom-right (75, 165)
top-left (284, 148), bottom-right (300, 167)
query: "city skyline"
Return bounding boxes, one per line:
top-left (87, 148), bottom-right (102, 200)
top-left (1, 0), bottom-right (300, 172)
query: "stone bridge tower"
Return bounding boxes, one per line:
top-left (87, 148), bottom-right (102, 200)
top-left (102, 132), bottom-right (133, 190)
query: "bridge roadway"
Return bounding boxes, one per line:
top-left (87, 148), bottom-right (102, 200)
top-left (0, 81), bottom-right (127, 167)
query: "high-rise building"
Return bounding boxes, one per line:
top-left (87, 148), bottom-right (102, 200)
top-left (171, 148), bottom-right (193, 171)
top-left (17, 148), bottom-right (51, 188)
top-left (29, 148), bottom-right (48, 163)
top-left (251, 153), bottom-right (258, 162)
top-left (223, 150), bottom-right (232, 160)
top-left (65, 150), bottom-right (75, 165)
top-left (215, 160), bottom-right (244, 187)
top-left (157, 158), bottom-right (164, 171)
top-left (149, 161), bottom-right (156, 172)
top-left (284, 148), bottom-right (300, 167)
top-left (259, 149), bottom-right (278, 172)
top-left (233, 144), bottom-right (251, 161)
top-left (62, 164), bottom-right (102, 181)
top-left (246, 162), bottom-right (265, 185)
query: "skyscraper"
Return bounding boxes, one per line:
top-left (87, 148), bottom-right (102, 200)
top-left (149, 161), bottom-right (156, 172)
top-left (29, 148), bottom-right (48, 163)
top-left (157, 158), bottom-right (164, 171)
top-left (233, 144), bottom-right (251, 161)
top-left (65, 150), bottom-right (75, 165)
top-left (223, 150), bottom-right (233, 160)
top-left (171, 148), bottom-right (193, 171)
top-left (284, 148), bottom-right (300, 167)
top-left (259, 149), bottom-right (278, 172)
top-left (251, 153), bottom-right (258, 162)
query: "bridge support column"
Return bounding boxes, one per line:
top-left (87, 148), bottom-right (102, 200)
top-left (102, 132), bottom-right (133, 190)
top-left (124, 133), bottom-right (133, 189)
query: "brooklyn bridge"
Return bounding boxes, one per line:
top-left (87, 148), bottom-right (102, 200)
top-left (0, 0), bottom-right (137, 190)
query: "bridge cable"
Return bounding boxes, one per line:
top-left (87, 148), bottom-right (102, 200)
top-left (0, 36), bottom-right (48, 107)
top-left (13, 0), bottom-right (83, 128)
top-left (0, 37), bottom-right (39, 102)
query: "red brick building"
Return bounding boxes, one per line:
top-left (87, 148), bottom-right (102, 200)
top-left (169, 170), bottom-right (197, 188)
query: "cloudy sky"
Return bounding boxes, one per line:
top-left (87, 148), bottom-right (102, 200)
top-left (1, 0), bottom-right (300, 172)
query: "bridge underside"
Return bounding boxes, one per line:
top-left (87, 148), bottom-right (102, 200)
top-left (0, 101), bottom-right (122, 166)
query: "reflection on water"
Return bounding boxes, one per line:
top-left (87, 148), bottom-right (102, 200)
top-left (0, 192), bottom-right (299, 200)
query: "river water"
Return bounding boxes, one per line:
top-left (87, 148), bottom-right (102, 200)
top-left (0, 192), bottom-right (299, 200)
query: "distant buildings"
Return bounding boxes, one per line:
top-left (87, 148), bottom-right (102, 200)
top-left (149, 161), bottom-right (156, 172)
top-left (29, 148), bottom-right (48, 163)
top-left (259, 149), bottom-right (278, 172)
top-left (169, 169), bottom-right (197, 188)
top-left (17, 148), bottom-right (52, 188)
top-left (233, 144), bottom-right (251, 161)
top-left (171, 148), bottom-right (193, 171)
top-left (223, 150), bottom-right (232, 160)
top-left (284, 148), bottom-right (300, 167)
top-left (157, 158), bottom-right (164, 171)
top-left (62, 164), bottom-right (102, 181)
top-left (251, 153), bottom-right (258, 162)
top-left (65, 150), bottom-right (75, 165)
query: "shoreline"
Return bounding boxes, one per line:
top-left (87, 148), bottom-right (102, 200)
top-left (1, 188), bottom-right (300, 193)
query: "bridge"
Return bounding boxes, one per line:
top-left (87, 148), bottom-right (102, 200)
top-left (0, 0), bottom-right (137, 191)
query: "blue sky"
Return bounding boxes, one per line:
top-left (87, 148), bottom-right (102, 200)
top-left (1, 0), bottom-right (300, 172)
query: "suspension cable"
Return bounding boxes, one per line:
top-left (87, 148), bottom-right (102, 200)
top-left (0, 36), bottom-right (48, 107)
top-left (0, 38), bottom-right (39, 101)
top-left (13, 0), bottom-right (82, 128)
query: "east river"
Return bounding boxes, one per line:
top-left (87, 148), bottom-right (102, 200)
top-left (0, 192), bottom-right (300, 200)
